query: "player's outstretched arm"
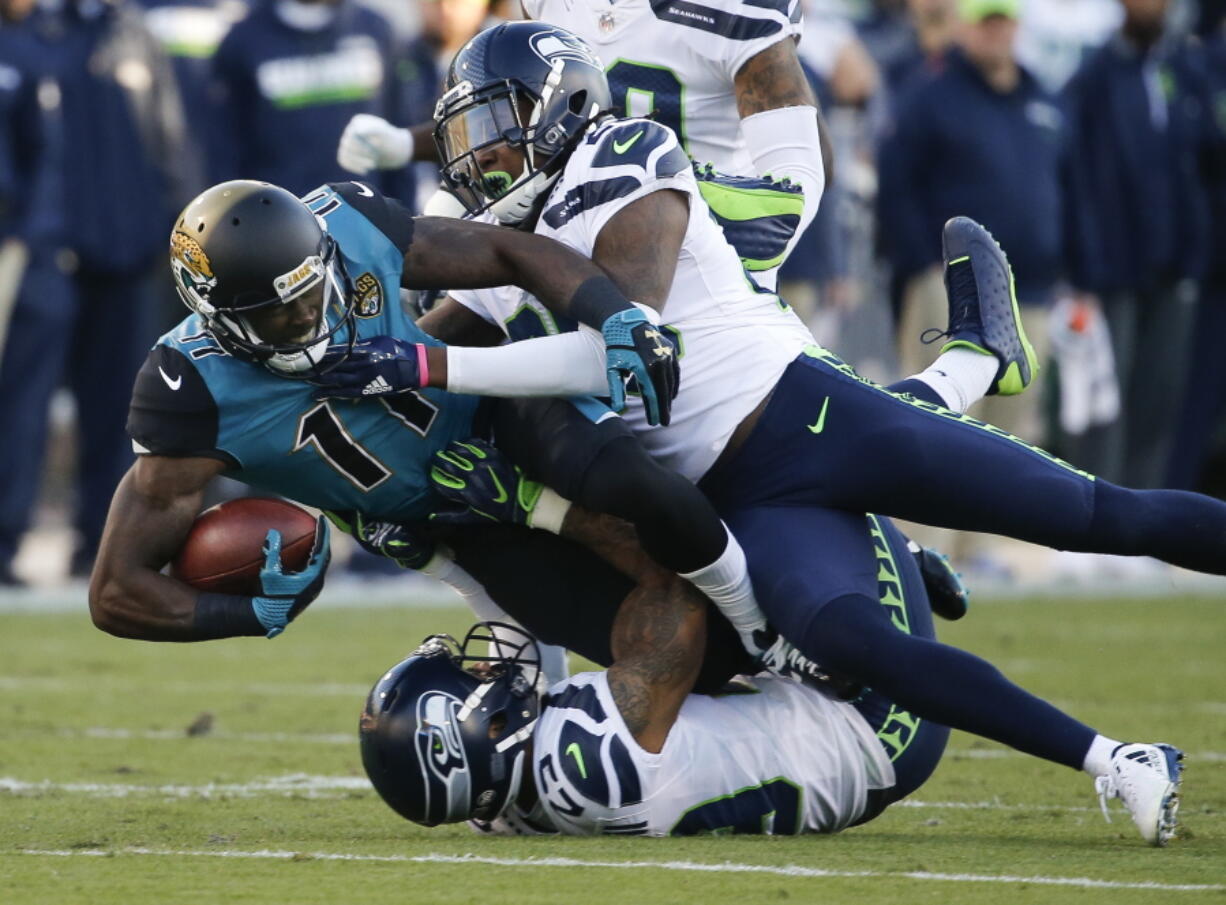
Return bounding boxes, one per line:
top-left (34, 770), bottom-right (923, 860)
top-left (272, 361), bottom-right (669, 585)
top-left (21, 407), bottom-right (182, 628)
top-left (407, 216), bottom-right (680, 424)
top-left (90, 456), bottom-right (331, 642)
top-left (89, 456), bottom-right (226, 640)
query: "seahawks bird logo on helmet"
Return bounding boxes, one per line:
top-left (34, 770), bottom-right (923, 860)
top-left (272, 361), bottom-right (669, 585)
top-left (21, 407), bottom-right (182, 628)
top-left (360, 624), bottom-right (543, 827)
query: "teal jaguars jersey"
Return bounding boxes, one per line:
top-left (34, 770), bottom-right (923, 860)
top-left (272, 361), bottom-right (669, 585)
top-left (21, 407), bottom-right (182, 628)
top-left (127, 182), bottom-right (480, 523)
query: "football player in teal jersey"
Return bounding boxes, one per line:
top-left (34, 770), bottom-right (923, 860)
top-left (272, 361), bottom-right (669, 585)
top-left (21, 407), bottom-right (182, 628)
top-left (88, 177), bottom-right (701, 644)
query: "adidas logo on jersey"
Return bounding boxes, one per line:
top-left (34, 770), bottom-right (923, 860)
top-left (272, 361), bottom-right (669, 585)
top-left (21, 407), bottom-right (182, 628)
top-left (361, 376), bottom-right (394, 396)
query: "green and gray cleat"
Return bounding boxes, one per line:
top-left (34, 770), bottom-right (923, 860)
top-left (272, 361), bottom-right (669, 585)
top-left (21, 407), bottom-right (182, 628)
top-left (939, 216), bottom-right (1038, 396)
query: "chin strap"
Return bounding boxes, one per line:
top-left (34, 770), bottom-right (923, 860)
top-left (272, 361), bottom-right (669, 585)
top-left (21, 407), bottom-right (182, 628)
top-left (489, 165), bottom-right (558, 225)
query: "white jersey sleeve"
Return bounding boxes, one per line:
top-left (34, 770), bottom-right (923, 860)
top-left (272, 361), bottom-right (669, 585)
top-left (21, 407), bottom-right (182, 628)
top-left (533, 673), bottom-right (895, 836)
top-left (539, 117), bottom-right (815, 479)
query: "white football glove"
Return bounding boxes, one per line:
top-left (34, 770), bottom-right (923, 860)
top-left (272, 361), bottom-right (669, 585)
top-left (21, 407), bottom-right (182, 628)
top-left (337, 113), bottom-right (413, 175)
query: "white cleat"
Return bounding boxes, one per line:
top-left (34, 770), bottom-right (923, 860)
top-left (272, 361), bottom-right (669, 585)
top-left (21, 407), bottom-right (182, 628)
top-left (1095, 742), bottom-right (1184, 846)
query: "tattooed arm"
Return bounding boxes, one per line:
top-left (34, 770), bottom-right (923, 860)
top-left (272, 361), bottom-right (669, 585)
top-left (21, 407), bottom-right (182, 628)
top-left (553, 506), bottom-right (706, 752)
top-left (734, 37), bottom-right (833, 217)
top-left (606, 575), bottom-right (707, 753)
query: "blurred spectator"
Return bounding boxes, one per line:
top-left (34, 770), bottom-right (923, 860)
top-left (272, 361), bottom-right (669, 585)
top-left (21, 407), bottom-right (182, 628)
top-left (786, 7), bottom-right (881, 342)
top-left (1061, 0), bottom-right (1209, 487)
top-left (0, 0), bottom-right (195, 583)
top-left (138, 0), bottom-right (245, 185)
top-left (209, 0), bottom-right (405, 197)
top-left (878, 0), bottom-right (1063, 445)
top-left (0, 0), bottom-right (64, 586)
top-left (869, 0), bottom-right (960, 102)
top-left (399, 0), bottom-right (493, 212)
top-left (1167, 3), bottom-right (1226, 491)
top-left (875, 0), bottom-right (1064, 573)
top-left (1015, 0), bottom-right (1121, 92)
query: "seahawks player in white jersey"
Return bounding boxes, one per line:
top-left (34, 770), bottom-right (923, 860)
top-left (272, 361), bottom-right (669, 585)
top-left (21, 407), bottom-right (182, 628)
top-left (358, 509), bottom-right (1183, 842)
top-left (326, 24), bottom-right (1214, 845)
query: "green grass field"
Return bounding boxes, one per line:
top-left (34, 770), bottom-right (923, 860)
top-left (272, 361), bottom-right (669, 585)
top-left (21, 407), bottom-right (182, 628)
top-left (1, 592), bottom-right (1223, 904)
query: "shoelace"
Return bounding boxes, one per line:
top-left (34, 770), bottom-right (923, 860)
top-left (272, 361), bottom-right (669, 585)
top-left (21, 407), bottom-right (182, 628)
top-left (921, 260), bottom-right (981, 347)
top-left (1094, 774), bottom-right (1117, 823)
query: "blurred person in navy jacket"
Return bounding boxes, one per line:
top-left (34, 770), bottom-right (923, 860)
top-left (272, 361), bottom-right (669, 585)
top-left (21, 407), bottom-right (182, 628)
top-left (138, 0), bottom-right (245, 186)
top-left (878, 0), bottom-right (1063, 446)
top-left (1166, 0), bottom-right (1226, 493)
top-left (209, 0), bottom-right (406, 198)
top-left (1061, 0), bottom-right (1210, 488)
top-left (0, 0), bottom-right (195, 583)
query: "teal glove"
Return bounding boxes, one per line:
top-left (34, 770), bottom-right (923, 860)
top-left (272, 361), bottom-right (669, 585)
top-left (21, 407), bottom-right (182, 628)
top-left (252, 517), bottom-right (330, 638)
top-left (601, 308), bottom-right (679, 426)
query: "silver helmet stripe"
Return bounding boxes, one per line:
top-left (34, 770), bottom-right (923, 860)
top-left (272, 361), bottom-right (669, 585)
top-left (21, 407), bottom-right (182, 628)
top-left (494, 717), bottom-right (538, 754)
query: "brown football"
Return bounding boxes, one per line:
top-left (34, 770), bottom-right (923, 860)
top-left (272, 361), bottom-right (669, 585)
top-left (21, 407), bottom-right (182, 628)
top-left (171, 497), bottom-right (319, 595)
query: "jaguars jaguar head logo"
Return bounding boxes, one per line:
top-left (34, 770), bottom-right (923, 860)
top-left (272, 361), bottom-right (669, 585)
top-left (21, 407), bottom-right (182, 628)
top-left (170, 230), bottom-right (218, 311)
top-left (354, 272), bottom-right (383, 317)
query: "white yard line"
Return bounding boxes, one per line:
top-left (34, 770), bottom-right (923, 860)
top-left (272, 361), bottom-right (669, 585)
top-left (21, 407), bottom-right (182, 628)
top-left (2, 773), bottom-right (1219, 828)
top-left (13, 848), bottom-right (1223, 892)
top-left (0, 676), bottom-right (370, 696)
top-left (0, 774), bottom-right (369, 798)
top-left (41, 727), bottom-right (354, 744)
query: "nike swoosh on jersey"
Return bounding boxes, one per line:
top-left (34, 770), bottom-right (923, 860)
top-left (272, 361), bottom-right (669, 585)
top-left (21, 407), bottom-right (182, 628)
top-left (158, 366), bottom-right (183, 391)
top-left (565, 741), bottom-right (588, 779)
top-left (352, 181), bottom-right (374, 197)
top-left (612, 130), bottom-right (645, 155)
top-left (807, 396), bottom-right (830, 434)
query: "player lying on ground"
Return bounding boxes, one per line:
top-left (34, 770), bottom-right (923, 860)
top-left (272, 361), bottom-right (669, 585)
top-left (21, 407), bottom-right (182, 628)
top-left (319, 23), bottom-right (1226, 775)
top-left (358, 509), bottom-right (1184, 845)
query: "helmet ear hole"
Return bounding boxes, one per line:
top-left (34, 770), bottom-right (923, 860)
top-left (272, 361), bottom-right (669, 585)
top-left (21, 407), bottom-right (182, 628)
top-left (567, 89), bottom-right (588, 116)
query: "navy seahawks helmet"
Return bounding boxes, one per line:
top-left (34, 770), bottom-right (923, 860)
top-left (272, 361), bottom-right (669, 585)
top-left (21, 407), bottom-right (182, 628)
top-left (169, 180), bottom-right (358, 377)
top-left (359, 623), bottom-right (543, 826)
top-left (433, 21), bottom-right (611, 225)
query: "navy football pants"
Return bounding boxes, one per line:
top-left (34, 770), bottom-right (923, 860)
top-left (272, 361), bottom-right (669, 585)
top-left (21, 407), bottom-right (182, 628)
top-left (701, 349), bottom-right (1226, 769)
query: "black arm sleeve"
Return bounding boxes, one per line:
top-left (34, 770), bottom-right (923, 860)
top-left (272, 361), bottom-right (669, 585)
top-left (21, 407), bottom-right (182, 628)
top-left (329, 180), bottom-right (417, 252)
top-left (126, 345), bottom-right (236, 465)
top-left (492, 398), bottom-right (727, 574)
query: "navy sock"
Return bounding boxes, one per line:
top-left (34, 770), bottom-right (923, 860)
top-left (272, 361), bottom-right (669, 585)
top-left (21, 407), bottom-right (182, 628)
top-left (1090, 480), bottom-right (1226, 575)
top-left (804, 594), bottom-right (1095, 769)
top-left (888, 378), bottom-right (946, 407)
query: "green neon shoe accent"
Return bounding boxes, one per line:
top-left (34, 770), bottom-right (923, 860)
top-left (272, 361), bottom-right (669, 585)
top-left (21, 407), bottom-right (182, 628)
top-left (939, 338), bottom-right (991, 357)
top-left (696, 181), bottom-right (806, 220)
top-left (1004, 268), bottom-right (1040, 396)
top-left (947, 255), bottom-right (970, 265)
